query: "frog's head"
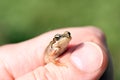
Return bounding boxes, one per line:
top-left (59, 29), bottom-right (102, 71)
top-left (52, 31), bottom-right (71, 48)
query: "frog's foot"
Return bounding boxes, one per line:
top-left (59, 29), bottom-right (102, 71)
top-left (51, 58), bottom-right (67, 67)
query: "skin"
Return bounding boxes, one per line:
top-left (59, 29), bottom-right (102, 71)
top-left (0, 26), bottom-right (113, 80)
top-left (44, 31), bottom-right (71, 65)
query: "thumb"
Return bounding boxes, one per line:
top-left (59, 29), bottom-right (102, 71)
top-left (70, 42), bottom-right (108, 80)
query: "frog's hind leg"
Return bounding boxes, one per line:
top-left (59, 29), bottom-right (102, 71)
top-left (51, 58), bottom-right (67, 67)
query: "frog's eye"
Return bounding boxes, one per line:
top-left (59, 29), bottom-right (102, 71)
top-left (64, 31), bottom-right (71, 37)
top-left (67, 31), bottom-right (71, 36)
top-left (54, 34), bottom-right (61, 40)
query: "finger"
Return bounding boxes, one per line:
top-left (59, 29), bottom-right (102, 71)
top-left (15, 66), bottom-right (48, 80)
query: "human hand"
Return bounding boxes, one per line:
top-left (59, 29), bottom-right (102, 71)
top-left (0, 26), bottom-right (113, 80)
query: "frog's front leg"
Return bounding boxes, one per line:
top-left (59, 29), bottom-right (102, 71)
top-left (49, 48), bottom-right (66, 66)
top-left (49, 47), bottom-right (60, 56)
top-left (48, 48), bottom-right (60, 64)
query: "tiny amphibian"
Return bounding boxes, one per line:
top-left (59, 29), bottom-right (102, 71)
top-left (44, 31), bottom-right (71, 65)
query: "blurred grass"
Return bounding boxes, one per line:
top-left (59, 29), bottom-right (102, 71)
top-left (0, 0), bottom-right (120, 79)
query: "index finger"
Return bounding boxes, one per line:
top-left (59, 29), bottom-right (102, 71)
top-left (0, 26), bottom-right (108, 78)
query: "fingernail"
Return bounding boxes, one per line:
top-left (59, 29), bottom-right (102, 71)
top-left (70, 42), bottom-right (103, 73)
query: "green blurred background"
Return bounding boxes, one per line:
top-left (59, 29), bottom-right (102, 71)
top-left (0, 0), bottom-right (120, 79)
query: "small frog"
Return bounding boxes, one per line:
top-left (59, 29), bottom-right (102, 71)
top-left (44, 31), bottom-right (71, 65)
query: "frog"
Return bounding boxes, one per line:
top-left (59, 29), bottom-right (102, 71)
top-left (44, 31), bottom-right (72, 65)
